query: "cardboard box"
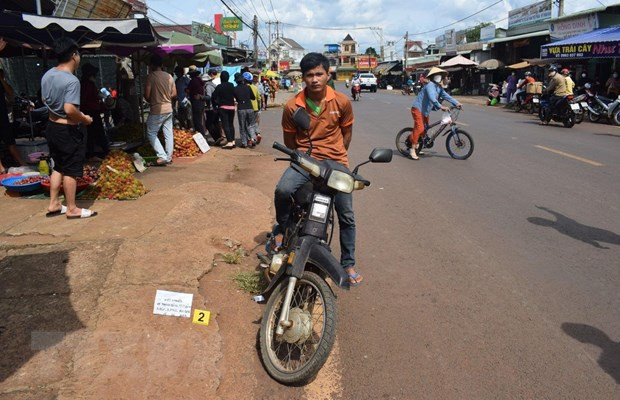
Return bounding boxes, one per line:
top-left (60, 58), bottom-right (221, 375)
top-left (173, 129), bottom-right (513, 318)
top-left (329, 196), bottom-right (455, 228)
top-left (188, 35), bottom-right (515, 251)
top-left (526, 82), bottom-right (543, 94)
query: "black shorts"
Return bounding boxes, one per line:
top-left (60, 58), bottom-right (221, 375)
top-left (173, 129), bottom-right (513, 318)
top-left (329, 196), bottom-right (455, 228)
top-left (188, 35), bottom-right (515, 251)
top-left (46, 121), bottom-right (86, 177)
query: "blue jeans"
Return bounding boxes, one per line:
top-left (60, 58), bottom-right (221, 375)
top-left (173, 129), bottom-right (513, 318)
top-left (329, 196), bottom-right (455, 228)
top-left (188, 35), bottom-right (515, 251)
top-left (146, 112), bottom-right (173, 161)
top-left (274, 165), bottom-right (356, 268)
top-left (237, 109), bottom-right (256, 146)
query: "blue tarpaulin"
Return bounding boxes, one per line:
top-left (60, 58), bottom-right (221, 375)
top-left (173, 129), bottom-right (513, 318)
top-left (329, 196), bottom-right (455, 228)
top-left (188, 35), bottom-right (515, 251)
top-left (541, 26), bottom-right (620, 59)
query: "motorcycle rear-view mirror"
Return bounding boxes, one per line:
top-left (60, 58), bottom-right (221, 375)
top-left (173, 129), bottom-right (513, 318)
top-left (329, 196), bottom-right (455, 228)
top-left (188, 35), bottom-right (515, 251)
top-left (369, 148), bottom-right (393, 163)
top-left (292, 107), bottom-right (311, 131)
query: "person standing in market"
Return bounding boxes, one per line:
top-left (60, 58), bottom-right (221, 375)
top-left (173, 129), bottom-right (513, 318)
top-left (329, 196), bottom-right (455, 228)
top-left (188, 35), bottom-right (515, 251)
top-left (144, 54), bottom-right (176, 165)
top-left (261, 78), bottom-right (270, 110)
top-left (234, 72), bottom-right (256, 148)
top-left (211, 70), bottom-right (236, 149)
top-left (505, 71), bottom-right (517, 105)
top-left (188, 65), bottom-right (206, 138)
top-left (41, 37), bottom-right (97, 219)
top-left (204, 69), bottom-right (224, 145)
top-left (173, 66), bottom-right (191, 129)
top-left (80, 63), bottom-right (109, 161)
top-left (0, 68), bottom-right (27, 173)
top-left (605, 71), bottom-right (619, 97)
top-left (248, 73), bottom-right (262, 145)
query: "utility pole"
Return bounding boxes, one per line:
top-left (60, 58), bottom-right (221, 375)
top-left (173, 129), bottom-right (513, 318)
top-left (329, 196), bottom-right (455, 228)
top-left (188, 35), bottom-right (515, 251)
top-left (253, 15), bottom-right (258, 65)
top-left (553, 0), bottom-right (564, 17)
top-left (404, 31), bottom-right (408, 76)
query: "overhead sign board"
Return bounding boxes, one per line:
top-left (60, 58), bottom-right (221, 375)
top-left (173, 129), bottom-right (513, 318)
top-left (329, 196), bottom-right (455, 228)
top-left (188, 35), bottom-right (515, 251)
top-left (221, 17), bottom-right (243, 32)
top-left (357, 56), bottom-right (377, 69)
top-left (550, 14), bottom-right (599, 40)
top-left (192, 21), bottom-right (212, 44)
top-left (541, 41), bottom-right (620, 59)
top-left (509, 0), bottom-right (552, 28)
top-left (480, 25), bottom-right (496, 42)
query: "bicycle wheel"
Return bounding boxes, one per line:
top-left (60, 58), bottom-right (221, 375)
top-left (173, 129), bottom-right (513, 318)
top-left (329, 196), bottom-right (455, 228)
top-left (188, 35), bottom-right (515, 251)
top-left (395, 127), bottom-right (413, 157)
top-left (445, 129), bottom-right (474, 160)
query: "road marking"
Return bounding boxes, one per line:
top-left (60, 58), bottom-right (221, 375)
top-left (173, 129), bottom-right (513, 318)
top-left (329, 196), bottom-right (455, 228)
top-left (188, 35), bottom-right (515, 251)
top-left (534, 145), bottom-right (604, 166)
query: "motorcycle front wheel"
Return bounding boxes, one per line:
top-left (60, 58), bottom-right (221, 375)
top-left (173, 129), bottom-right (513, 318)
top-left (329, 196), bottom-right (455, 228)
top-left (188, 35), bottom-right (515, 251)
top-left (612, 109), bottom-right (620, 126)
top-left (446, 129), bottom-right (474, 159)
top-left (259, 271), bottom-right (337, 384)
top-left (588, 105), bottom-right (602, 123)
top-left (395, 127), bottom-right (413, 157)
top-left (575, 111), bottom-right (584, 124)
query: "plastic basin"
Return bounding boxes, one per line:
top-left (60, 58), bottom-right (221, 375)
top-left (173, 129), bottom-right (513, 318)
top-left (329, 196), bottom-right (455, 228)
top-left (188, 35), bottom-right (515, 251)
top-left (1, 175), bottom-right (45, 192)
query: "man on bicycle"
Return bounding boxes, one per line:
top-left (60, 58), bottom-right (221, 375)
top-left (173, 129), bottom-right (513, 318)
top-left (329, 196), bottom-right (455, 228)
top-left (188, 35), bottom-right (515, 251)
top-left (409, 67), bottom-right (461, 160)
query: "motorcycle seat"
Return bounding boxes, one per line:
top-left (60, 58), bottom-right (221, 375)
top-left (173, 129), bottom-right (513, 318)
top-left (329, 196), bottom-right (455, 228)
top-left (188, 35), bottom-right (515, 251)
top-left (599, 95), bottom-right (613, 103)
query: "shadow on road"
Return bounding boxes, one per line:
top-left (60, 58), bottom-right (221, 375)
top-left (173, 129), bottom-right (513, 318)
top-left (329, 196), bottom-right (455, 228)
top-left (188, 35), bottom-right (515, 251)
top-left (527, 206), bottom-right (620, 249)
top-left (561, 322), bottom-right (620, 384)
top-left (0, 250), bottom-right (84, 383)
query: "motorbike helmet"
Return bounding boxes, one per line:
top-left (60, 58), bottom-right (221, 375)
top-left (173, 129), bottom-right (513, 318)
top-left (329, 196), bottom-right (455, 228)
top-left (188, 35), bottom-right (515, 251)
top-left (584, 82), bottom-right (592, 89)
top-left (549, 65), bottom-right (559, 72)
top-left (242, 71), bottom-right (253, 82)
top-left (524, 71), bottom-right (531, 76)
top-left (561, 68), bottom-right (570, 75)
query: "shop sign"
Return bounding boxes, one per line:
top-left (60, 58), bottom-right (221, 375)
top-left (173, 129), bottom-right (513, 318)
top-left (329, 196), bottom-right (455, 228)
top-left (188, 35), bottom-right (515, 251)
top-left (549, 14), bottom-right (599, 40)
top-left (192, 21), bottom-right (213, 45)
top-left (509, 0), bottom-right (552, 28)
top-left (435, 34), bottom-right (446, 49)
top-left (357, 56), bottom-right (377, 69)
top-left (541, 41), bottom-right (620, 59)
top-left (221, 17), bottom-right (243, 32)
top-left (480, 25), bottom-right (496, 42)
top-left (445, 29), bottom-right (457, 55)
top-left (279, 61), bottom-right (290, 71)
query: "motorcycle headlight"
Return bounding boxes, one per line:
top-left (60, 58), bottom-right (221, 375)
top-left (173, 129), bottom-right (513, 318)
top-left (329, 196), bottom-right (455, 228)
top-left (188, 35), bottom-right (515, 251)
top-left (299, 157), bottom-right (321, 177)
top-left (327, 170), bottom-right (354, 193)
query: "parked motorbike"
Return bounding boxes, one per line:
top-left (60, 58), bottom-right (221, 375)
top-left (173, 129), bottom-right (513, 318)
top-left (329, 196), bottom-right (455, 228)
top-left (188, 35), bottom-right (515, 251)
top-left (11, 95), bottom-right (48, 139)
top-left (401, 84), bottom-right (414, 95)
top-left (570, 94), bottom-right (588, 124)
top-left (582, 85), bottom-right (615, 123)
top-left (606, 95), bottom-right (620, 126)
top-left (351, 83), bottom-right (361, 101)
top-left (539, 94), bottom-right (577, 128)
top-left (257, 108), bottom-right (392, 384)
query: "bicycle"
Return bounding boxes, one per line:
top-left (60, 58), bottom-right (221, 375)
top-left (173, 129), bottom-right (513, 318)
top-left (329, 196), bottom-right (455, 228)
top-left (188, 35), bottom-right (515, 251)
top-left (395, 108), bottom-right (474, 160)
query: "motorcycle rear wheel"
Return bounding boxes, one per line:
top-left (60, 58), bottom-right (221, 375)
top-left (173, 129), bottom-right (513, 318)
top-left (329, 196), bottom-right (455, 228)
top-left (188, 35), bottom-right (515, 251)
top-left (395, 127), bottom-right (414, 157)
top-left (612, 109), bottom-right (620, 126)
top-left (446, 129), bottom-right (474, 160)
top-left (588, 106), bottom-right (602, 123)
top-left (575, 111), bottom-right (584, 124)
top-left (259, 271), bottom-right (337, 384)
top-left (563, 111), bottom-right (576, 128)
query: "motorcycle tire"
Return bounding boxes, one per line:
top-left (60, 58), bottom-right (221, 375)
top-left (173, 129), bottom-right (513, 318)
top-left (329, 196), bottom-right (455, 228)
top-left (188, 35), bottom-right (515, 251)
top-left (529, 103), bottom-right (536, 114)
top-left (514, 102), bottom-right (522, 113)
top-left (259, 271), bottom-right (337, 385)
top-left (588, 106), bottom-right (602, 123)
top-left (612, 109), bottom-right (620, 126)
top-left (563, 111), bottom-right (576, 128)
top-left (575, 111), bottom-right (584, 124)
top-left (446, 129), bottom-right (474, 160)
top-left (395, 127), bottom-right (414, 157)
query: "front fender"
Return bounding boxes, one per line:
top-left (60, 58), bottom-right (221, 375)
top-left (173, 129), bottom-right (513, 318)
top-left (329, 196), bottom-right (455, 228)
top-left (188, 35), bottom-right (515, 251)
top-left (290, 236), bottom-right (350, 289)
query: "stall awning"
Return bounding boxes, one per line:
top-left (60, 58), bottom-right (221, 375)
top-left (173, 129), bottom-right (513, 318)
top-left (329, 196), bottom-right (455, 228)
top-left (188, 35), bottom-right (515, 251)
top-left (0, 10), bottom-right (164, 49)
top-left (540, 26), bottom-right (620, 59)
top-left (489, 30), bottom-right (549, 44)
top-left (373, 61), bottom-right (399, 75)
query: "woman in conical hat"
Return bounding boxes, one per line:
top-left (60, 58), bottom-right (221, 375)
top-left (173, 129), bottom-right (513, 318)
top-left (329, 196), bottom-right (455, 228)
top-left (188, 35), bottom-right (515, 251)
top-left (408, 67), bottom-right (462, 160)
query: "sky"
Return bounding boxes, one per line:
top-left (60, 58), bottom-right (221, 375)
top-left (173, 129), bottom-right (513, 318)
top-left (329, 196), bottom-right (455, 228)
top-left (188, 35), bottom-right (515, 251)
top-left (146, 0), bottom-right (613, 53)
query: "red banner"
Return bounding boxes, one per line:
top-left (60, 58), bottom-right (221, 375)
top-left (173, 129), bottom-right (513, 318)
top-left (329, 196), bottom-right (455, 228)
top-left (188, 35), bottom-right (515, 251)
top-left (279, 61), bottom-right (290, 71)
top-left (214, 14), bottom-right (222, 34)
top-left (357, 56), bottom-right (377, 69)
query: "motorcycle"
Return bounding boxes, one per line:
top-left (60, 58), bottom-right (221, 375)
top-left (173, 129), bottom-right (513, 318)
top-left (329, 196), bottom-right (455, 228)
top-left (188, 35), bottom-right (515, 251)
top-left (257, 108), bottom-right (392, 384)
top-left (582, 86), bottom-right (615, 123)
top-left (606, 94), bottom-right (620, 126)
top-left (514, 93), bottom-right (540, 114)
top-left (539, 94), bottom-right (577, 128)
top-left (570, 94), bottom-right (588, 124)
top-left (401, 84), bottom-right (415, 95)
top-left (351, 83), bottom-right (361, 101)
top-left (11, 95), bottom-right (48, 139)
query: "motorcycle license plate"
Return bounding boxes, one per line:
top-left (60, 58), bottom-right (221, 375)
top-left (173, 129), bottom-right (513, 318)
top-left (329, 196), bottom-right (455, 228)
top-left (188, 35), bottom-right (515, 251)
top-left (570, 103), bottom-right (580, 111)
top-left (532, 98), bottom-right (539, 103)
top-left (309, 194), bottom-right (331, 223)
top-left (580, 102), bottom-right (588, 108)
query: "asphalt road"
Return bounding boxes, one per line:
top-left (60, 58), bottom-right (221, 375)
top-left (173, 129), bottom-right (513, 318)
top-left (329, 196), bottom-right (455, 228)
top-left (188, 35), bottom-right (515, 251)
top-left (258, 84), bottom-right (620, 399)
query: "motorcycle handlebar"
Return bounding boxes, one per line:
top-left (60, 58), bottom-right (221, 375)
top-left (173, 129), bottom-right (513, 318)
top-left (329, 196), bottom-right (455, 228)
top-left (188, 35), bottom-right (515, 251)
top-left (272, 142), bottom-right (296, 157)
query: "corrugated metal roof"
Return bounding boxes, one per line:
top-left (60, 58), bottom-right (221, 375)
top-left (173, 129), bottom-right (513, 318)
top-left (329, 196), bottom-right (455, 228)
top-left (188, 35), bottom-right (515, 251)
top-left (54, 0), bottom-right (132, 19)
top-left (488, 30), bottom-right (549, 44)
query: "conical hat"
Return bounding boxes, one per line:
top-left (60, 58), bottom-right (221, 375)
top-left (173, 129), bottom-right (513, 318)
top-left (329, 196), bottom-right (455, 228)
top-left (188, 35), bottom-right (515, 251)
top-left (427, 66), bottom-right (448, 78)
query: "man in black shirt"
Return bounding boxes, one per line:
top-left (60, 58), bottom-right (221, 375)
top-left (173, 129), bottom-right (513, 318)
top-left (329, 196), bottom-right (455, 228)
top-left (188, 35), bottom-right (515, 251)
top-left (234, 72), bottom-right (256, 148)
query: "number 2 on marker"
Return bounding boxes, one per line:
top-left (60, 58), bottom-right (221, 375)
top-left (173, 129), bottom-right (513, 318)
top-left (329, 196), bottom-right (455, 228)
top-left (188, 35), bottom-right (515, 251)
top-left (192, 309), bottom-right (210, 326)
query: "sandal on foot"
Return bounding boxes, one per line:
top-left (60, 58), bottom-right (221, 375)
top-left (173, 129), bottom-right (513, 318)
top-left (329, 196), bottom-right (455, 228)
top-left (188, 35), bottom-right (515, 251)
top-left (67, 208), bottom-right (98, 219)
top-left (346, 269), bottom-right (364, 287)
top-left (46, 205), bottom-right (67, 218)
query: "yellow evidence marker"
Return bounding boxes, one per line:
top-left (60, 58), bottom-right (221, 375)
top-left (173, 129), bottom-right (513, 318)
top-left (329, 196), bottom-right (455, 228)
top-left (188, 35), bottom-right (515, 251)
top-left (192, 309), bottom-right (211, 326)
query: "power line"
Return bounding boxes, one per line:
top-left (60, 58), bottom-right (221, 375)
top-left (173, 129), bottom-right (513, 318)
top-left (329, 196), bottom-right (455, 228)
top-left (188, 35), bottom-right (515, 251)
top-left (147, 6), bottom-right (193, 35)
top-left (408, 0), bottom-right (503, 35)
top-left (268, 0), bottom-right (278, 22)
top-left (259, 0), bottom-right (271, 22)
top-left (228, 0), bottom-right (252, 21)
top-left (220, 0), bottom-right (268, 48)
top-left (279, 22), bottom-right (375, 31)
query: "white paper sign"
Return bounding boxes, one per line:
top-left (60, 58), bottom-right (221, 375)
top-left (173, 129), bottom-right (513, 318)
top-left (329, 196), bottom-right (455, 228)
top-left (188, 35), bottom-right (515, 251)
top-left (153, 290), bottom-right (193, 318)
top-left (192, 133), bottom-right (211, 153)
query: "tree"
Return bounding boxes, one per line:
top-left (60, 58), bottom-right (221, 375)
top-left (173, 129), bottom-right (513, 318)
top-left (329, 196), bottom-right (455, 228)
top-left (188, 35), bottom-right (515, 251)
top-left (365, 47), bottom-right (378, 56)
top-left (465, 22), bottom-right (493, 43)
